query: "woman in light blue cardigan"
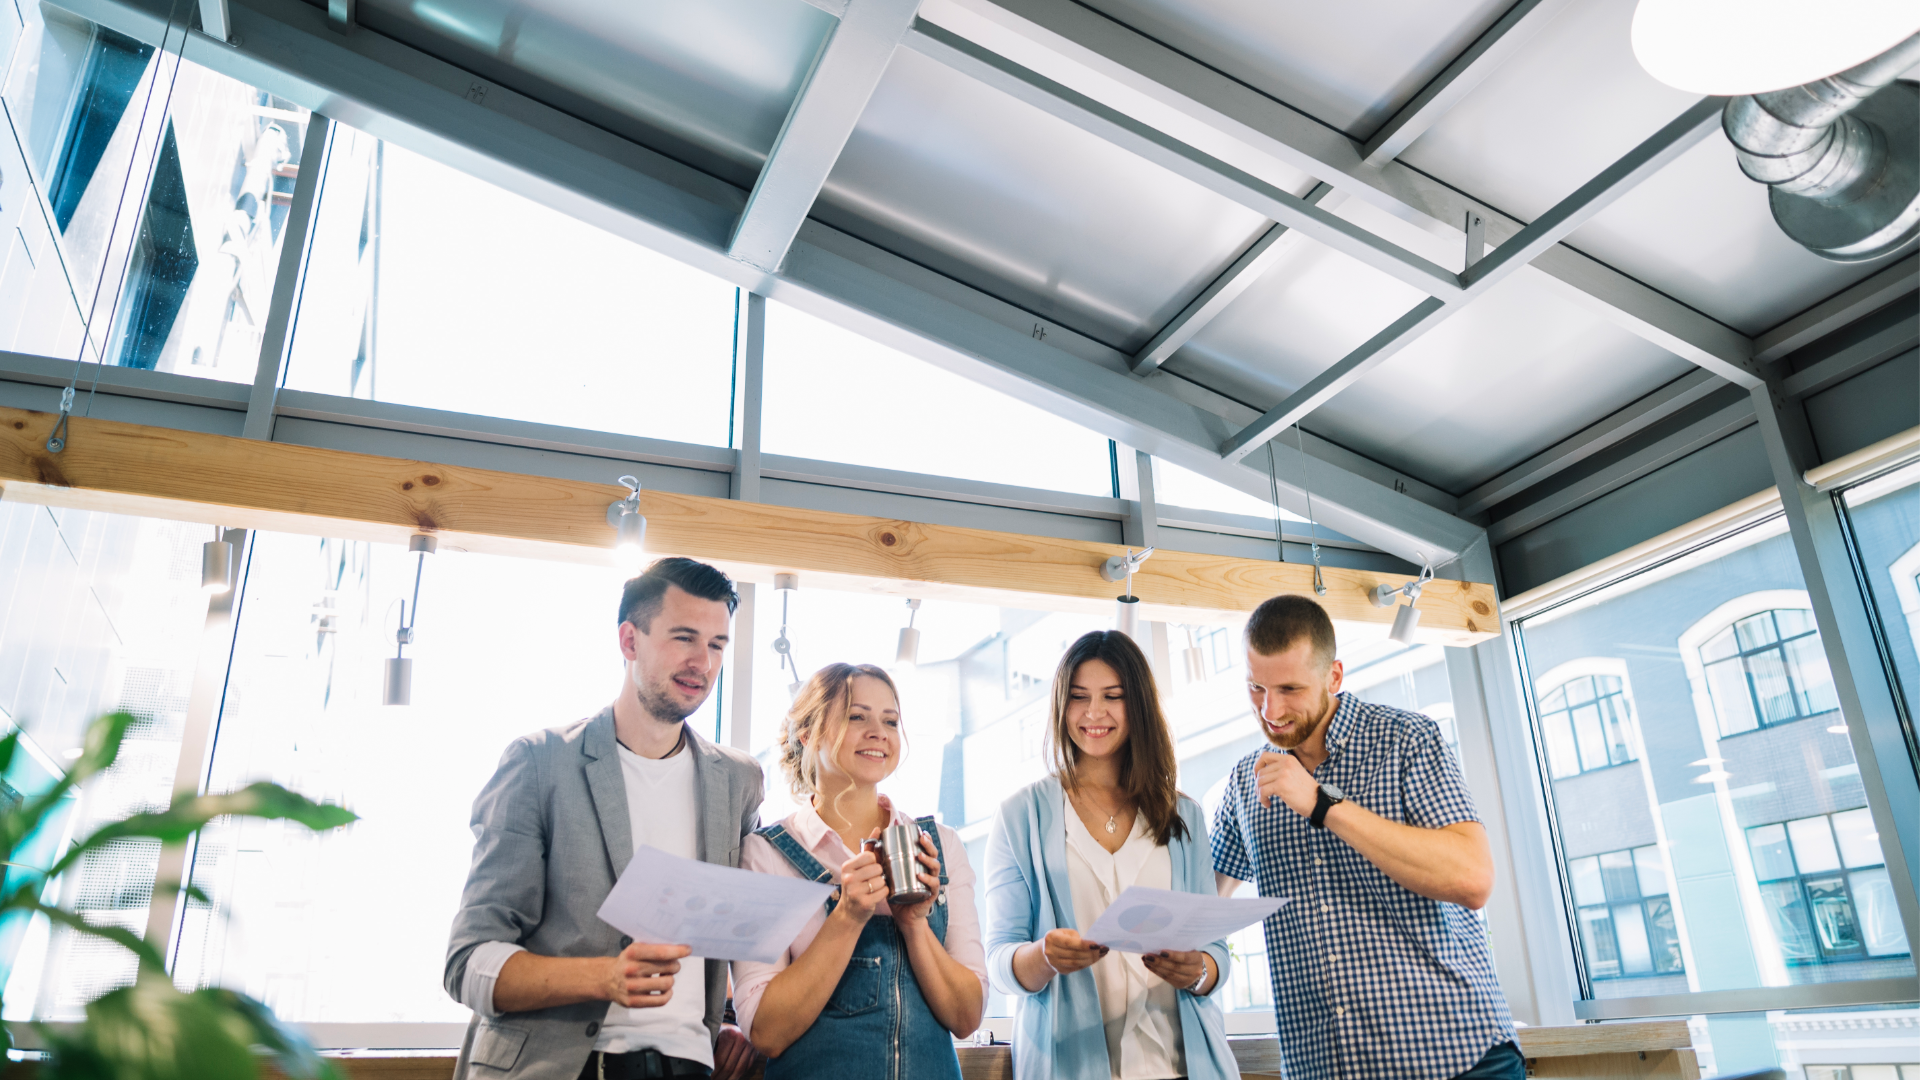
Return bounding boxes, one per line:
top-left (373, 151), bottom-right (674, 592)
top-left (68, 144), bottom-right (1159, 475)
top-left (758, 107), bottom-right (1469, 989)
top-left (984, 631), bottom-right (1240, 1080)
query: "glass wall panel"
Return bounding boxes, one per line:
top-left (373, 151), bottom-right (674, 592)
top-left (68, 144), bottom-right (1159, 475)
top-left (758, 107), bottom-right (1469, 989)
top-left (762, 301), bottom-right (1113, 496)
top-left (1514, 513), bottom-right (1917, 1073)
top-left (1150, 458), bottom-right (1308, 523)
top-left (1837, 462), bottom-right (1920, 766)
top-left (1, 5), bottom-right (305, 376)
top-left (282, 125), bottom-right (737, 446)
top-left (172, 533), bottom-right (719, 1021)
top-left (0, 502), bottom-right (211, 1020)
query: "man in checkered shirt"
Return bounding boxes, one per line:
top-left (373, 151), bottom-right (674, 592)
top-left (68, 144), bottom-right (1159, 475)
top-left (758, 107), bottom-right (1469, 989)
top-left (1212, 594), bottom-right (1520, 1080)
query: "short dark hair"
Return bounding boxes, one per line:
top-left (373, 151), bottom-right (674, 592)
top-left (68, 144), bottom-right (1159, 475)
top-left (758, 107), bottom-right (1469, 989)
top-left (1245, 594), bottom-right (1337, 667)
top-left (619, 557), bottom-right (739, 630)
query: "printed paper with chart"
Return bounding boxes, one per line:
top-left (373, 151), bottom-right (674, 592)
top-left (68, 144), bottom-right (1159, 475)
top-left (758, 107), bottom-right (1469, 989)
top-left (1082, 885), bottom-right (1288, 954)
top-left (597, 845), bottom-right (835, 963)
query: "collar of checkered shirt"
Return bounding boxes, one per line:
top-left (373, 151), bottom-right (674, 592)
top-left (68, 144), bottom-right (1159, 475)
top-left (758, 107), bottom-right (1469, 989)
top-left (1318, 690), bottom-right (1360, 766)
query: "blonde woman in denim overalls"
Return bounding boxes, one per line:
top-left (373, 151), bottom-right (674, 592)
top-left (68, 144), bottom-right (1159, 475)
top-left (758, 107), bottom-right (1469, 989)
top-left (733, 663), bottom-right (986, 1079)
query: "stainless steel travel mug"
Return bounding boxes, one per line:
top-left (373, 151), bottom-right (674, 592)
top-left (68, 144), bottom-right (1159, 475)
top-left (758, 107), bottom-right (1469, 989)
top-left (862, 823), bottom-right (933, 906)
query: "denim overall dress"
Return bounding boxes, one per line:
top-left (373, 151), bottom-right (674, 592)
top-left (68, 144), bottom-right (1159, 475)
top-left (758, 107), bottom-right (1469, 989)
top-left (756, 815), bottom-right (964, 1080)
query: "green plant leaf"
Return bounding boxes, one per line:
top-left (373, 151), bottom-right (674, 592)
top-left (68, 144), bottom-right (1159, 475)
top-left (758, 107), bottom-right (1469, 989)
top-left (194, 988), bottom-right (340, 1080)
top-left (47, 784), bottom-right (356, 881)
top-left (35, 978), bottom-right (342, 1080)
top-left (0, 713), bottom-right (137, 862)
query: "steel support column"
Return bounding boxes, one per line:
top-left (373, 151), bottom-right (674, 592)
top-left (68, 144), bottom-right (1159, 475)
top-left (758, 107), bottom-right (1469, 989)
top-left (242, 116), bottom-right (332, 441)
top-left (728, 291), bottom-right (767, 752)
top-left (1750, 378), bottom-right (1920, 961)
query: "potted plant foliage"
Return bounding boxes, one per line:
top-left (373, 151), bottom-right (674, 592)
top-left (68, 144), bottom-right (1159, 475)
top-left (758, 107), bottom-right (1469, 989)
top-left (0, 712), bottom-right (357, 1079)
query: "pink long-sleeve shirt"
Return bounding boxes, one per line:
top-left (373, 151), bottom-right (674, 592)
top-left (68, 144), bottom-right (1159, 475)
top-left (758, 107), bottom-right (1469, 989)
top-left (732, 796), bottom-right (988, 1039)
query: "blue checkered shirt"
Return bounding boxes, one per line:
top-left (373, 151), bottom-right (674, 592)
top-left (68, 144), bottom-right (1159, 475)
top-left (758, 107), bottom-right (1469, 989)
top-left (1211, 692), bottom-right (1514, 1080)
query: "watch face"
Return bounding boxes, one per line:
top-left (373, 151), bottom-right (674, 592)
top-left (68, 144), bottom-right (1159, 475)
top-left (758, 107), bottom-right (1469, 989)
top-left (1321, 782), bottom-right (1346, 802)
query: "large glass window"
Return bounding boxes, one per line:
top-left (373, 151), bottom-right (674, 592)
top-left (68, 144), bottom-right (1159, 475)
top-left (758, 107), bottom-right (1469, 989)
top-left (0, 502), bottom-right (212, 1021)
top-left (1514, 510), bottom-right (1917, 1068)
top-left (1, 5), bottom-right (305, 378)
top-left (1837, 462), bottom-right (1919, 766)
top-left (762, 301), bottom-right (1114, 496)
top-left (165, 532), bottom-right (729, 1022)
top-left (282, 124), bottom-right (738, 446)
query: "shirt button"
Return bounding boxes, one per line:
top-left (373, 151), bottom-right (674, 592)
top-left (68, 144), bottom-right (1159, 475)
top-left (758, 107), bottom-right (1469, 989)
top-left (1335, 1006), bottom-right (1347, 1016)
top-left (585, 1022), bottom-right (600, 1036)
top-left (1319, 903), bottom-right (1329, 912)
top-left (618, 936), bottom-right (632, 948)
top-left (1313, 857), bottom-right (1324, 866)
top-left (1327, 955), bottom-right (1339, 964)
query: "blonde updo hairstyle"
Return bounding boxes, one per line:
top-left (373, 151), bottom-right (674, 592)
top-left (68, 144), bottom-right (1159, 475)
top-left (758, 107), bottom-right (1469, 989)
top-left (779, 663), bottom-right (905, 805)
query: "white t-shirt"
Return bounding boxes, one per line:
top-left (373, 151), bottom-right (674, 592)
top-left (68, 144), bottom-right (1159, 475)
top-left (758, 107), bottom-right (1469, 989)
top-left (1064, 791), bottom-right (1184, 1080)
top-left (461, 737), bottom-right (711, 1067)
top-left (595, 740), bottom-right (709, 1064)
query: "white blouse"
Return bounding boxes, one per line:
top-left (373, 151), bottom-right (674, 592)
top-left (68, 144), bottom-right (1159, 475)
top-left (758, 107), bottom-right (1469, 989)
top-left (1063, 791), bottom-right (1186, 1080)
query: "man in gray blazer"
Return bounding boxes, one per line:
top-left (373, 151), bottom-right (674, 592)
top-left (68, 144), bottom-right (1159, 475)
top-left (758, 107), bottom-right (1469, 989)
top-left (446, 557), bottom-right (765, 1080)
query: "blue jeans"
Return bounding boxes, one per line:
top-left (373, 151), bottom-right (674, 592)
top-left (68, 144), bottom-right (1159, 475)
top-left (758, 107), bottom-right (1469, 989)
top-left (1452, 1040), bottom-right (1525, 1080)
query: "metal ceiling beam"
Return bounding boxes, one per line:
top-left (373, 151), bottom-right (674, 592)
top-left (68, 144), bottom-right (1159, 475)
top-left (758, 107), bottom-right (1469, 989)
top-left (1779, 321), bottom-right (1918, 399)
top-left (1752, 252), bottom-right (1920, 364)
top-left (901, 22), bottom-right (1465, 301)
top-left (1456, 369), bottom-right (1724, 517)
top-left (1484, 396), bottom-right (1757, 544)
top-left (728, 0), bottom-right (921, 272)
top-left (1217, 98), bottom-right (1729, 464)
top-left (920, 0), bottom-right (1764, 387)
top-left (51, 0), bottom-right (1484, 568)
top-left (1358, 0), bottom-right (1575, 166)
top-left (1131, 183), bottom-right (1336, 375)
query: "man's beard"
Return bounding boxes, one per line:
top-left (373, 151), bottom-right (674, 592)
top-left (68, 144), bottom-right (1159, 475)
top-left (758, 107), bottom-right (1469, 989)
top-left (636, 669), bottom-right (706, 724)
top-left (1262, 689), bottom-right (1332, 750)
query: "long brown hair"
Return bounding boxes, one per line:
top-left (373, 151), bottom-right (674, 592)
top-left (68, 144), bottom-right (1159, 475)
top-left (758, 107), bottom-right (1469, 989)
top-left (778, 663), bottom-right (903, 805)
top-left (1047, 631), bottom-right (1187, 846)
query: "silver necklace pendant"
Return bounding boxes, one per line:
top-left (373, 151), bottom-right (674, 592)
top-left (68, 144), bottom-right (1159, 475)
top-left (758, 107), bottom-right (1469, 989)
top-left (1105, 815), bottom-right (1117, 834)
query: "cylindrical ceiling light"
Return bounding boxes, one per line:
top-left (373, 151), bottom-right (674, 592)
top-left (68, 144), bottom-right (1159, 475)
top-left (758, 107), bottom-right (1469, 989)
top-left (1102, 547), bottom-right (1155, 644)
top-left (384, 534), bottom-right (437, 707)
top-left (607, 475), bottom-right (647, 574)
top-left (895, 599), bottom-right (922, 670)
top-left (201, 527), bottom-right (234, 595)
top-left (1631, 0), bottom-right (1920, 95)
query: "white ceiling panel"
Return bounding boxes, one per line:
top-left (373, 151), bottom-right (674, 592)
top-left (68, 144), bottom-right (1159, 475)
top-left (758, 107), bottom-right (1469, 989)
top-left (358, 0), bottom-right (833, 175)
top-left (817, 46), bottom-right (1276, 350)
top-left (1399, 0), bottom-right (1701, 224)
top-left (1077, 0), bottom-right (1516, 137)
top-left (1173, 260), bottom-right (1693, 493)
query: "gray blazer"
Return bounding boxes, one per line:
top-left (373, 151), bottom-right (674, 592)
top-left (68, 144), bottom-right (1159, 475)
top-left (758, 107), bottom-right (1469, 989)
top-left (445, 707), bottom-right (764, 1079)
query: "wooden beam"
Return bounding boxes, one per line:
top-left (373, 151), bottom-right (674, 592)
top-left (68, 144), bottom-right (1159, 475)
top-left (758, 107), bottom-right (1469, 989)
top-left (0, 406), bottom-right (1500, 644)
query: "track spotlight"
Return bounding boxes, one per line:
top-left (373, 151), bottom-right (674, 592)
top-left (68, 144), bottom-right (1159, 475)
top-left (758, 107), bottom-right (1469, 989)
top-left (1104, 547), bottom-right (1154, 644)
top-left (896, 599), bottom-right (922, 670)
top-left (384, 534), bottom-right (436, 707)
top-left (201, 527), bottom-right (234, 595)
top-left (608, 475), bottom-right (647, 573)
top-left (1371, 562), bottom-right (1434, 646)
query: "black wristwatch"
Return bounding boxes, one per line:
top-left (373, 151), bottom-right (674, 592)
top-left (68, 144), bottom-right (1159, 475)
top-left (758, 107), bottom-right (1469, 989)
top-left (1309, 782), bottom-right (1346, 829)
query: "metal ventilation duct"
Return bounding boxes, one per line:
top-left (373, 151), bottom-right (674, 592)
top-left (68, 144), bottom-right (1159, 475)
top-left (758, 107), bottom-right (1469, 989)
top-left (1722, 32), bottom-right (1920, 262)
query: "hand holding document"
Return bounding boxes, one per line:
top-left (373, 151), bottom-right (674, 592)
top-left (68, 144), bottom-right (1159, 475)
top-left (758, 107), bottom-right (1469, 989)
top-left (1082, 886), bottom-right (1288, 955)
top-left (597, 846), bottom-right (834, 963)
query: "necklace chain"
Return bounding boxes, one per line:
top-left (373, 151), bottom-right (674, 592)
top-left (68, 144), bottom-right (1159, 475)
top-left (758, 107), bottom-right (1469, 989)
top-left (1075, 785), bottom-right (1126, 835)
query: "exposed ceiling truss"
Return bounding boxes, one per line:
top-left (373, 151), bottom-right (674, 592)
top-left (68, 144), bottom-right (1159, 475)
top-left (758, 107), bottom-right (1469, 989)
top-left (59, 0), bottom-right (1904, 572)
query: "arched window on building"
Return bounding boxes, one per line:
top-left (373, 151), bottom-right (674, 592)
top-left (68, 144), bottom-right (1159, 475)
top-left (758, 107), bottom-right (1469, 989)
top-left (1536, 672), bottom-right (1637, 779)
top-left (1698, 607), bottom-right (1840, 737)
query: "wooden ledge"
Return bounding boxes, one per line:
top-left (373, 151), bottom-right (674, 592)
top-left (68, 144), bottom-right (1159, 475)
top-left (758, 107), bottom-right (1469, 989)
top-left (0, 406), bottom-right (1499, 643)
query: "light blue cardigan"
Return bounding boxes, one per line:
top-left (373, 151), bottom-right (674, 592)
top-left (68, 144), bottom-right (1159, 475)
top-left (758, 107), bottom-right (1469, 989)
top-left (984, 775), bottom-right (1240, 1080)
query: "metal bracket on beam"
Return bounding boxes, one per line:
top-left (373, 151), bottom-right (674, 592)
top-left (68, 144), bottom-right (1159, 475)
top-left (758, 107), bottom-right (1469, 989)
top-left (197, 0), bottom-right (230, 41)
top-left (327, 0), bottom-right (353, 31)
top-left (1465, 210), bottom-right (1486, 269)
